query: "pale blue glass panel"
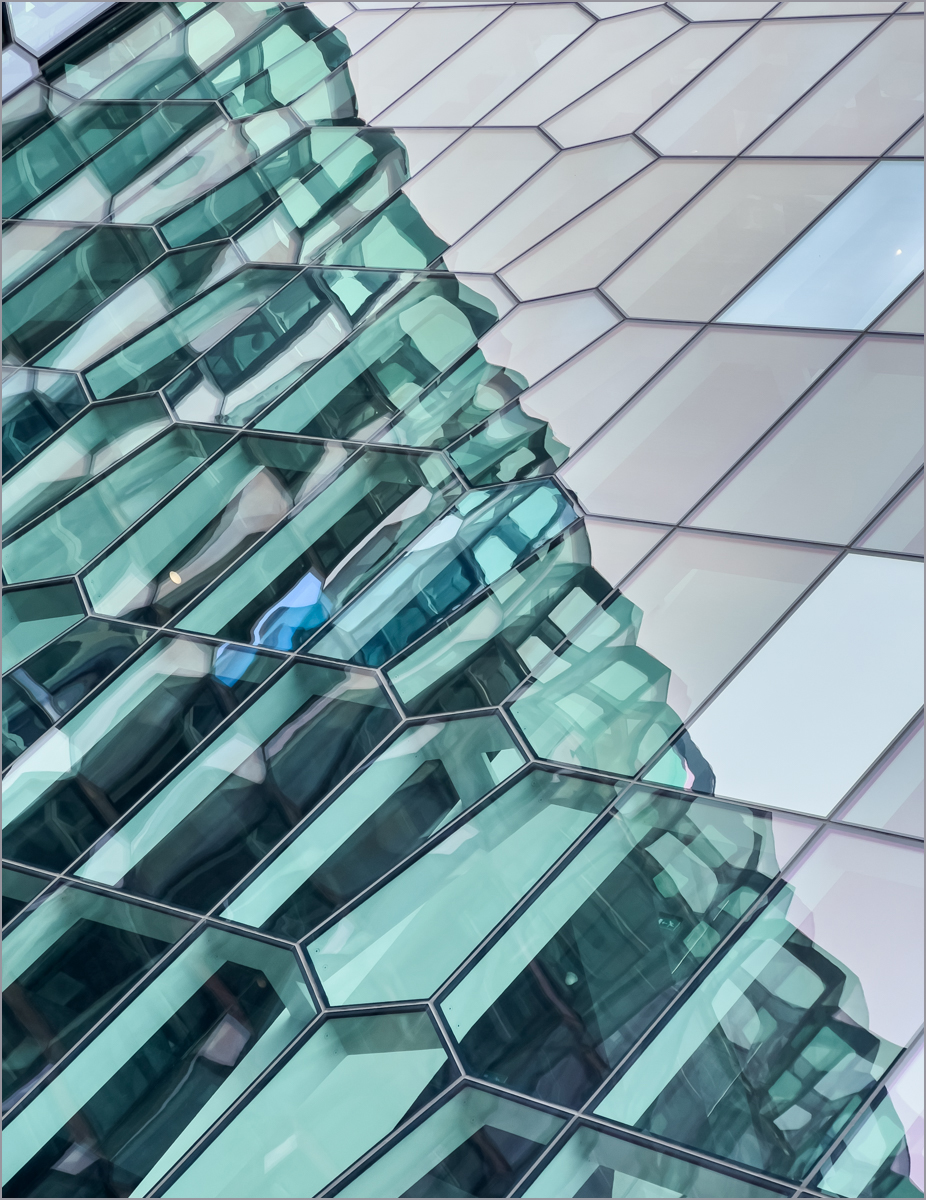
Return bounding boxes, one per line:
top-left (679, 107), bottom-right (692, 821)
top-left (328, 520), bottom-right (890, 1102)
top-left (719, 162), bottom-right (924, 331)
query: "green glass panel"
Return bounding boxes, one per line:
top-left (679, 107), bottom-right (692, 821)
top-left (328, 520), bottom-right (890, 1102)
top-left (308, 769), bottom-right (616, 1005)
top-left (163, 1012), bottom-right (449, 1198)
top-left (255, 277), bottom-right (496, 439)
top-left (595, 886), bottom-right (905, 1181)
top-left (2, 222), bottom-right (86, 294)
top-left (177, 448), bottom-right (460, 650)
top-left (81, 268), bottom-right (298, 399)
top-left (223, 714), bottom-right (525, 938)
top-left (450, 404), bottom-right (569, 487)
top-left (83, 434), bottom-right (349, 625)
top-left (523, 1125), bottom-right (788, 1198)
top-left (310, 479), bottom-right (581, 671)
top-left (1, 884), bottom-right (191, 1106)
top-left (440, 786), bottom-right (812, 1109)
top-left (22, 102), bottom-right (218, 222)
top-left (1, 82), bottom-right (57, 158)
top-left (1, 634), bottom-right (278, 872)
top-left (1, 868), bottom-right (48, 928)
top-left (3, 427), bottom-right (231, 583)
top-left (812, 1043), bottom-right (924, 1198)
top-left (378, 349), bottom-right (525, 450)
top-left (2, 100), bottom-right (153, 218)
top-left (2, 396), bottom-right (170, 537)
top-left (2, 927), bottom-right (316, 1199)
top-left (509, 592), bottom-right (685, 776)
top-left (338, 1087), bottom-right (565, 1199)
top-left (76, 662), bottom-right (399, 913)
top-left (3, 618), bottom-right (152, 768)
top-left (1, 582), bottom-right (85, 673)
top-left (2, 226), bottom-right (163, 365)
top-left (322, 193), bottom-right (449, 271)
top-left (1, 369), bottom-right (89, 474)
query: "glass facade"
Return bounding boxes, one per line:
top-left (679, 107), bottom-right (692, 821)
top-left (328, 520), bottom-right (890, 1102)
top-left (1, 2), bottom-right (922, 1197)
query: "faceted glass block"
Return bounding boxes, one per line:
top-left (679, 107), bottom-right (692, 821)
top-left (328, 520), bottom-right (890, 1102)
top-left (1, 866), bottom-right (48, 927)
top-left (1, 581), bottom-right (85, 674)
top-left (2, 368), bottom-right (89, 474)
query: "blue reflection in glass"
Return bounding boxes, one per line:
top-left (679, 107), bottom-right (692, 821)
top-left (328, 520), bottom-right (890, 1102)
top-left (719, 161), bottom-right (924, 331)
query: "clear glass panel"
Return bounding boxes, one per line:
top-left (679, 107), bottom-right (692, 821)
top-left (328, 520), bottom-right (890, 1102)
top-left (559, 327), bottom-right (852, 521)
top-left (162, 1012), bottom-right (450, 1198)
top-left (1, 581), bottom-right (85, 673)
top-left (640, 18), bottom-right (879, 155)
top-left (517, 321), bottom-right (698, 456)
top-left (751, 18), bottom-right (924, 157)
top-left (9, 2), bottom-right (120, 57)
top-left (678, 554), bottom-right (924, 815)
top-left (837, 717), bottom-right (924, 838)
top-left (1, 634), bottom-right (279, 872)
top-left (501, 159), bottom-right (725, 301)
top-left (873, 277), bottom-right (924, 333)
top-left (2, 396), bottom-right (170, 537)
top-left (376, 5), bottom-right (593, 127)
top-left (441, 786), bottom-right (814, 1108)
top-left (544, 23), bottom-right (752, 148)
top-left (2, 884), bottom-right (192, 1106)
top-left (596, 828), bottom-right (924, 1181)
top-left (2, 927), bottom-right (316, 1199)
top-left (307, 769), bottom-right (616, 1004)
top-left (444, 140), bottom-right (654, 277)
top-left (857, 475), bottom-right (924, 555)
top-left (602, 160), bottom-right (865, 321)
top-left (523, 1124), bottom-right (789, 1198)
top-left (337, 1087), bottom-right (564, 1198)
top-left (403, 128), bottom-right (556, 246)
top-left (223, 715), bottom-right (524, 938)
top-left (812, 1040), bottom-right (924, 1198)
top-left (176, 448), bottom-right (461, 652)
top-left (691, 337), bottom-right (924, 544)
top-left (75, 662), bottom-right (399, 913)
top-left (719, 162), bottom-right (925, 330)
top-left (2, 368), bottom-right (89, 473)
top-left (3, 427), bottom-right (231, 583)
top-left (3, 618), bottom-right (151, 768)
top-left (482, 6), bottom-right (684, 128)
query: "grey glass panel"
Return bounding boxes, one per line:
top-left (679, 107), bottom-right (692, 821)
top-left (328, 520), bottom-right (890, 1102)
top-left (889, 120), bottom-right (925, 155)
top-left (720, 162), bottom-right (924, 330)
top-left (1, 634), bottom-right (278, 872)
top-left (692, 337), bottom-right (924, 544)
top-left (2, 582), bottom-right (85, 674)
top-left (857, 475), bottom-right (924, 555)
top-left (337, 1087), bottom-right (564, 1198)
top-left (596, 829), bottom-right (923, 1181)
top-left (440, 787), bottom-right (814, 1109)
top-left (524, 1125), bottom-right (788, 1197)
top-left (308, 770), bottom-right (616, 1004)
top-left (223, 715), bottom-right (524, 939)
top-left (2, 927), bottom-right (316, 1199)
top-left (873, 276), bottom-right (924, 333)
top-left (2, 884), bottom-right (191, 1107)
top-left (2, 368), bottom-right (89, 474)
top-left (3, 618), bottom-right (151, 768)
top-left (163, 1012), bottom-right (450, 1198)
top-left (838, 717), bottom-right (924, 838)
top-left (676, 554), bottom-right (924, 816)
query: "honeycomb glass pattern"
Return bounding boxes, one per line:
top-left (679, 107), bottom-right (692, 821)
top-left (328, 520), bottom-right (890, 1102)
top-left (1, 2), bottom-right (923, 1198)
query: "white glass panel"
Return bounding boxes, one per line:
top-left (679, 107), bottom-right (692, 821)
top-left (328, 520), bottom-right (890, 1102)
top-left (560, 326), bottom-right (851, 522)
top-left (481, 6), bottom-right (683, 127)
top-left (520, 320), bottom-right (698, 453)
top-left (581, 1), bottom-right (663, 14)
top-left (889, 121), bottom-right (925, 154)
top-left (583, 518), bottom-right (667, 587)
top-left (750, 18), bottom-right (924, 157)
top-left (857, 475), bottom-right (925, 555)
top-left (771, 1), bottom-right (903, 13)
top-left (873, 277), bottom-right (924, 333)
top-left (377, 5), bottom-right (593, 126)
top-left (444, 140), bottom-right (654, 276)
top-left (839, 717), bottom-right (924, 838)
top-left (544, 23), bottom-right (749, 148)
top-left (390, 127), bottom-right (463, 176)
top-left (686, 553), bottom-right (925, 816)
top-left (332, 8), bottom-right (406, 52)
top-left (602, 160), bottom-right (865, 321)
top-left (692, 337), bottom-right (924, 544)
top-left (641, 18), bottom-right (880, 155)
top-left (402, 129), bottom-right (555, 244)
top-left (477, 293), bottom-right (619, 385)
top-left (502, 159), bottom-right (725, 301)
top-left (671, 1), bottom-right (776, 15)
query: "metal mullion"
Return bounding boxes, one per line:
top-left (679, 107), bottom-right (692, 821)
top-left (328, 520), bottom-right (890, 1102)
top-left (795, 1024), bottom-right (925, 1195)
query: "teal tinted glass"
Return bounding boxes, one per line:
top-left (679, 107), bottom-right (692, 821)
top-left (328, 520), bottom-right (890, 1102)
top-left (1, 368), bottom-right (89, 473)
